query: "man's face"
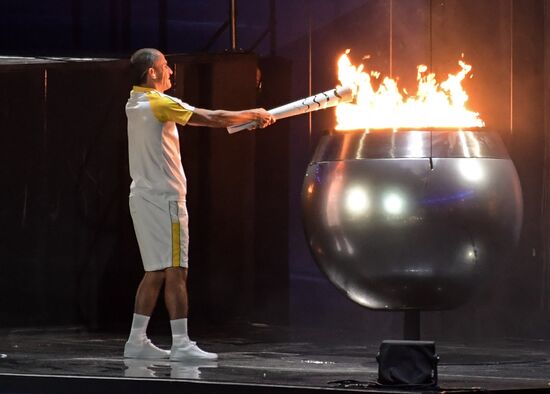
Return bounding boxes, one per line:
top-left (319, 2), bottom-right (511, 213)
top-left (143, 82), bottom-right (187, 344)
top-left (151, 54), bottom-right (173, 92)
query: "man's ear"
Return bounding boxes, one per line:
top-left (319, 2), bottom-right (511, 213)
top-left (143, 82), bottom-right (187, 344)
top-left (148, 67), bottom-right (157, 81)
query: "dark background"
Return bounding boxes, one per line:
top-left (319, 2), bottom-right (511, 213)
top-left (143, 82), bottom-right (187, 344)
top-left (1, 0), bottom-right (550, 342)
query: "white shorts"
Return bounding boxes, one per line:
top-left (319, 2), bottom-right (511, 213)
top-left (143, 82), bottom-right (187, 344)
top-left (129, 195), bottom-right (189, 271)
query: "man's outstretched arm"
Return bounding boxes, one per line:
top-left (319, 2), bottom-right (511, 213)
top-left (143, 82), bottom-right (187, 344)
top-left (188, 108), bottom-right (275, 129)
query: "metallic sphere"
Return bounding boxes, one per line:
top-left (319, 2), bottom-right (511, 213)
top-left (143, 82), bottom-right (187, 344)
top-left (301, 130), bottom-right (523, 310)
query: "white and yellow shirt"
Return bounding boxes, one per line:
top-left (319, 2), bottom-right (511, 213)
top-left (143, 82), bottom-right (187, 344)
top-left (125, 86), bottom-right (194, 202)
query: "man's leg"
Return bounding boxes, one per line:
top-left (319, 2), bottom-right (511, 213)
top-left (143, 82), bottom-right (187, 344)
top-left (135, 270), bottom-right (166, 315)
top-left (165, 267), bottom-right (217, 360)
top-left (165, 267), bottom-right (190, 347)
top-left (124, 271), bottom-right (170, 359)
top-left (164, 267), bottom-right (188, 319)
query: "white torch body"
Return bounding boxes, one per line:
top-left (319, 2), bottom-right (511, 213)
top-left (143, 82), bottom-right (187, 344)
top-left (227, 85), bottom-right (354, 133)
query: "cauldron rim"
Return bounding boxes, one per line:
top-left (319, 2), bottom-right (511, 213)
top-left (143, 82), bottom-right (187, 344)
top-left (310, 128), bottom-right (509, 161)
top-left (328, 126), bottom-right (487, 134)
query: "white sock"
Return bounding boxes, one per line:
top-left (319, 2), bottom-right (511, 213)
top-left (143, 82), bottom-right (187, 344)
top-left (170, 318), bottom-right (190, 347)
top-left (128, 313), bottom-right (150, 343)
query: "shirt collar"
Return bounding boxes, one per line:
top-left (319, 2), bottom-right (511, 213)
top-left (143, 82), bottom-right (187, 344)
top-left (132, 85), bottom-right (156, 93)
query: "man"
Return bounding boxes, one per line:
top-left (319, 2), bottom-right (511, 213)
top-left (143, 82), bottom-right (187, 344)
top-left (123, 48), bottom-right (275, 361)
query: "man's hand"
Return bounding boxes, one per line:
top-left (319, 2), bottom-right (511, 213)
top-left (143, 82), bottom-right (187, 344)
top-left (252, 108), bottom-right (276, 129)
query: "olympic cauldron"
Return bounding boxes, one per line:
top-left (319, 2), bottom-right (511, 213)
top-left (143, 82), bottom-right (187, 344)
top-left (302, 129), bottom-right (523, 310)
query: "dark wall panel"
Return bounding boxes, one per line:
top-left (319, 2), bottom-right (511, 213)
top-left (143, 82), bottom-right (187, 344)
top-left (0, 61), bottom-right (135, 328)
top-left (0, 68), bottom-right (46, 326)
top-left (39, 61), bottom-right (134, 329)
top-left (425, 0), bottom-right (546, 339)
top-left (507, 0), bottom-right (545, 331)
top-left (253, 56), bottom-right (292, 324)
top-left (195, 56), bottom-right (259, 322)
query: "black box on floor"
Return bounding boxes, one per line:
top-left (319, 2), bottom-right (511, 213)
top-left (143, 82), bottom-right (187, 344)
top-left (376, 340), bottom-right (438, 387)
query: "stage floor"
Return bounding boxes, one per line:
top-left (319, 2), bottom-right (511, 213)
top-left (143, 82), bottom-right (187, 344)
top-left (1, 324), bottom-right (550, 393)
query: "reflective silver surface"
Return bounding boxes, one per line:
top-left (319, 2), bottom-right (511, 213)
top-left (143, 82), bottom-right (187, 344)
top-left (302, 130), bottom-right (523, 310)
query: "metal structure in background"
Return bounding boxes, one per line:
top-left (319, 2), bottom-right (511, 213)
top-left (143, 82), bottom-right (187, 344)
top-left (203, 0), bottom-right (277, 53)
top-left (247, 0), bottom-right (277, 54)
top-left (158, 0), bottom-right (167, 51)
top-left (230, 0), bottom-right (238, 50)
top-left (302, 129), bottom-right (523, 313)
top-left (71, 0), bottom-right (276, 54)
top-left (203, 0), bottom-right (241, 52)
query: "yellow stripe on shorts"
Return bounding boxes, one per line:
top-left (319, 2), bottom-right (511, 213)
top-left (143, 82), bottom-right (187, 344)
top-left (172, 221), bottom-right (181, 267)
top-left (169, 201), bottom-right (181, 267)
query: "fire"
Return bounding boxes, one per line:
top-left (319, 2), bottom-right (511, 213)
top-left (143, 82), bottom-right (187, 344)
top-left (336, 50), bottom-right (484, 130)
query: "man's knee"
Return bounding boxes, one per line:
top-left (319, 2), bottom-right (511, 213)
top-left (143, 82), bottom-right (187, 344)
top-left (165, 267), bottom-right (188, 284)
top-left (143, 270), bottom-right (166, 286)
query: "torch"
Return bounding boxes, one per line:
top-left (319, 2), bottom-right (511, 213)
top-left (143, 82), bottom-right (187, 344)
top-left (227, 85), bottom-right (354, 133)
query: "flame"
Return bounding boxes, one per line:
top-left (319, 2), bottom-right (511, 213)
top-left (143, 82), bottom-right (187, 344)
top-left (336, 50), bottom-right (484, 130)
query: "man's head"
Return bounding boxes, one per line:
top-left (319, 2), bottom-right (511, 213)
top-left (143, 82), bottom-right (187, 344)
top-left (130, 48), bottom-right (173, 92)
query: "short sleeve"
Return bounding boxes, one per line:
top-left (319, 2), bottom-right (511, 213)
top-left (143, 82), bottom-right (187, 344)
top-left (146, 92), bottom-right (194, 126)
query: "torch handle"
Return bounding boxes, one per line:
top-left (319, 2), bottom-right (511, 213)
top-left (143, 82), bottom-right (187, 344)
top-left (227, 85), bottom-right (353, 134)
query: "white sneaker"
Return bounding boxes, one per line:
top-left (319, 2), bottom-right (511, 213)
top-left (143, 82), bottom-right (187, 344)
top-left (170, 341), bottom-right (218, 361)
top-left (124, 339), bottom-right (170, 359)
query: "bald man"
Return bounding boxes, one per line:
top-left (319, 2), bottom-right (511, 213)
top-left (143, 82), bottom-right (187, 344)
top-left (123, 48), bottom-right (274, 361)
